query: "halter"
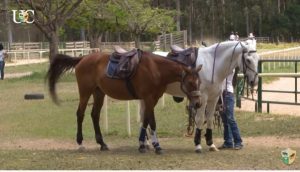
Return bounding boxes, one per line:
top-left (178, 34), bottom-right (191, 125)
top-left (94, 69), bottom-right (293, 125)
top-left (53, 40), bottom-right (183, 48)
top-left (241, 48), bottom-right (258, 86)
top-left (180, 70), bottom-right (201, 100)
top-left (181, 69), bottom-right (201, 136)
top-left (234, 42), bottom-right (258, 99)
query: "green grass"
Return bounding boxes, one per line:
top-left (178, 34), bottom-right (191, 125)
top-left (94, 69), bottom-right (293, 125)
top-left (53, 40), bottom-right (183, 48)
top-left (1, 61), bottom-right (300, 170)
top-left (2, 63), bottom-right (300, 139)
top-left (6, 62), bottom-right (49, 74)
top-left (257, 42), bottom-right (300, 52)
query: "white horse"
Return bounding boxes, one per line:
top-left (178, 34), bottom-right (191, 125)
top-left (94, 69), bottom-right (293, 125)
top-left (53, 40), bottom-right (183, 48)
top-left (151, 41), bottom-right (259, 152)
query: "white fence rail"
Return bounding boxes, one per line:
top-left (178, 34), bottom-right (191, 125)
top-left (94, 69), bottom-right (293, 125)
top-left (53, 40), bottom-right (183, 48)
top-left (6, 48), bottom-right (100, 62)
top-left (258, 46), bottom-right (300, 72)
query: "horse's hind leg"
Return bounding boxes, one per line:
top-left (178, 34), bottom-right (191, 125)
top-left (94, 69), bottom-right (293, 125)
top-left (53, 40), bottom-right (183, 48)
top-left (91, 88), bottom-right (108, 151)
top-left (139, 98), bottom-right (162, 154)
top-left (76, 93), bottom-right (91, 147)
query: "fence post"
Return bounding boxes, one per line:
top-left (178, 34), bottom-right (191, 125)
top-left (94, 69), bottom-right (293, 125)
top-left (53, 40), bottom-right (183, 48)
top-left (136, 100), bottom-right (140, 123)
top-left (170, 33), bottom-right (173, 46)
top-left (103, 95), bottom-right (108, 134)
top-left (183, 30), bottom-right (187, 48)
top-left (127, 101), bottom-right (131, 137)
top-left (257, 60), bottom-right (262, 113)
top-left (295, 62), bottom-right (298, 103)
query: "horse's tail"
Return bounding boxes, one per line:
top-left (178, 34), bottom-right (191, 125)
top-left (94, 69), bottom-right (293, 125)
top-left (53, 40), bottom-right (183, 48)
top-left (46, 54), bottom-right (83, 105)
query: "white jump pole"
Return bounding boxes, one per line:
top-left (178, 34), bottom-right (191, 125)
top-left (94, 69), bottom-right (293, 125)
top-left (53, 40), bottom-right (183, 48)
top-left (103, 95), bottom-right (108, 134)
top-left (127, 101), bottom-right (131, 137)
top-left (136, 100), bottom-right (140, 123)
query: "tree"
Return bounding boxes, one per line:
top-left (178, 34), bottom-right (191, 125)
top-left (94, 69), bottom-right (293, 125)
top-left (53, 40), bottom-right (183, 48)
top-left (67, 0), bottom-right (125, 48)
top-left (112, 0), bottom-right (176, 48)
top-left (17, 0), bottom-right (83, 61)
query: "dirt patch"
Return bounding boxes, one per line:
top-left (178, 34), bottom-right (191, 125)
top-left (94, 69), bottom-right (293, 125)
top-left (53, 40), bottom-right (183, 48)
top-left (1, 136), bottom-right (299, 151)
top-left (239, 77), bottom-right (300, 116)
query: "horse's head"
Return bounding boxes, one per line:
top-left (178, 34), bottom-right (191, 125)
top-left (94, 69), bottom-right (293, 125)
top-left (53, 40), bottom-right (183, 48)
top-left (181, 65), bottom-right (203, 109)
top-left (238, 42), bottom-right (260, 88)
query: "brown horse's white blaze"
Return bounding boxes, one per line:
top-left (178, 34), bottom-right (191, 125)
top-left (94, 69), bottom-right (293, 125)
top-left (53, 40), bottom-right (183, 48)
top-left (46, 50), bottom-right (202, 154)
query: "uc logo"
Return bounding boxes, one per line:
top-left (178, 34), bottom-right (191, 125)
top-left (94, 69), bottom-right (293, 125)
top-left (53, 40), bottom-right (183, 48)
top-left (12, 10), bottom-right (35, 24)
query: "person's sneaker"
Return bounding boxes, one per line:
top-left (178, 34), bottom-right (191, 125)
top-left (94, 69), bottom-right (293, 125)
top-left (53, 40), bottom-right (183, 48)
top-left (234, 144), bottom-right (243, 150)
top-left (218, 144), bottom-right (233, 149)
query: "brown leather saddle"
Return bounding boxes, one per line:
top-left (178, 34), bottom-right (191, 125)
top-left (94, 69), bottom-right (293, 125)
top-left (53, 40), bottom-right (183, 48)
top-left (167, 45), bottom-right (198, 67)
top-left (107, 46), bottom-right (141, 79)
top-left (106, 46), bottom-right (141, 98)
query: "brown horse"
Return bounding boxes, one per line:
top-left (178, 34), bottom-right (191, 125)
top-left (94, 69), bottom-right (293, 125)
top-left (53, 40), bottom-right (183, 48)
top-left (46, 48), bottom-right (202, 154)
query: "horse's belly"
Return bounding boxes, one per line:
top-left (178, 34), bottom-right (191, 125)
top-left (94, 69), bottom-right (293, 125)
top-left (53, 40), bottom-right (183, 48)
top-left (165, 82), bottom-right (186, 97)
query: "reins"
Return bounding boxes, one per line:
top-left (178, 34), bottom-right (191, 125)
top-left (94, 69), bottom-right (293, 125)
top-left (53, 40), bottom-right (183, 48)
top-left (211, 43), bottom-right (221, 84)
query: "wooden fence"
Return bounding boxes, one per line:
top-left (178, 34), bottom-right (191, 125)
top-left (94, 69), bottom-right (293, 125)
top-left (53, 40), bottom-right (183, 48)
top-left (157, 30), bottom-right (187, 51)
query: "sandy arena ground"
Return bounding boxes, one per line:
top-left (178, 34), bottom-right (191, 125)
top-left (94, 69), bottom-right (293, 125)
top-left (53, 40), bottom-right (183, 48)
top-left (237, 77), bottom-right (300, 116)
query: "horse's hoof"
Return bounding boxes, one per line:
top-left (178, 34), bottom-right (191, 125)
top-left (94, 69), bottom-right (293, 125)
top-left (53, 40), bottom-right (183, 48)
top-left (195, 149), bottom-right (202, 153)
top-left (138, 145), bottom-right (147, 153)
top-left (155, 147), bottom-right (163, 155)
top-left (100, 145), bottom-right (109, 151)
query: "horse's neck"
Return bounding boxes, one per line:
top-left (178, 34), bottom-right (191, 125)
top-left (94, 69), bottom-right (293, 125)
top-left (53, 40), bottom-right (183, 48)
top-left (200, 42), bottom-right (242, 84)
top-left (153, 57), bottom-right (183, 84)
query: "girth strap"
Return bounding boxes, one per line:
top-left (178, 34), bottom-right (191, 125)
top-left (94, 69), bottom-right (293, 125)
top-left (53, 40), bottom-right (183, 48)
top-left (126, 79), bottom-right (138, 99)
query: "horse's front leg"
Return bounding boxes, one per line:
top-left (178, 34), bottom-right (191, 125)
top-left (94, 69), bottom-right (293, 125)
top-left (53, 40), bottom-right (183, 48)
top-left (147, 108), bottom-right (163, 154)
top-left (139, 100), bottom-right (150, 149)
top-left (205, 98), bottom-right (220, 152)
top-left (194, 102), bottom-right (206, 153)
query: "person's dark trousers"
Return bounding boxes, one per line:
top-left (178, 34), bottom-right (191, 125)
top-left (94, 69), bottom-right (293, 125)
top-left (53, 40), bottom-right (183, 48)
top-left (221, 91), bottom-right (243, 147)
top-left (0, 61), bottom-right (4, 80)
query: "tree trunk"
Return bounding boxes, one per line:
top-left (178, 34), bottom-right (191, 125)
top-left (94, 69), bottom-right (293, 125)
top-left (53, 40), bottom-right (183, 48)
top-left (49, 31), bottom-right (59, 62)
top-left (4, 0), bottom-right (13, 43)
top-left (89, 33), bottom-right (102, 49)
top-left (221, 0), bottom-right (226, 38)
top-left (278, 0), bottom-right (281, 14)
top-left (80, 27), bottom-right (85, 41)
top-left (188, 0), bottom-right (193, 45)
top-left (258, 12), bottom-right (262, 36)
top-left (245, 7), bottom-right (249, 35)
top-left (176, 0), bottom-right (181, 31)
top-left (134, 34), bottom-right (141, 48)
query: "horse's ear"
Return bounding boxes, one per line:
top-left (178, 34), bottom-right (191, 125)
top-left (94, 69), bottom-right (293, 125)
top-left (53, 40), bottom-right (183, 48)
top-left (195, 64), bottom-right (202, 72)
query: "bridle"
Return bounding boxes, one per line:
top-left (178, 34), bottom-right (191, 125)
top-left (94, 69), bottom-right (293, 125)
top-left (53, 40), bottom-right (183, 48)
top-left (180, 69), bottom-right (201, 101)
top-left (234, 44), bottom-right (258, 100)
top-left (181, 68), bottom-right (201, 136)
top-left (241, 50), bottom-right (258, 83)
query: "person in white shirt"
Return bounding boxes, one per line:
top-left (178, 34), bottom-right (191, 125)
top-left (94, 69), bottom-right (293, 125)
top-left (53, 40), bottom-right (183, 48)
top-left (246, 33), bottom-right (257, 51)
top-left (218, 69), bottom-right (243, 150)
top-left (0, 43), bottom-right (8, 80)
top-left (229, 31), bottom-right (235, 41)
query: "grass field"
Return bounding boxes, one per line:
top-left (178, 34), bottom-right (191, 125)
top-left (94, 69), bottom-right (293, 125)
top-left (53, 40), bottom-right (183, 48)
top-left (1, 62), bottom-right (300, 169)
